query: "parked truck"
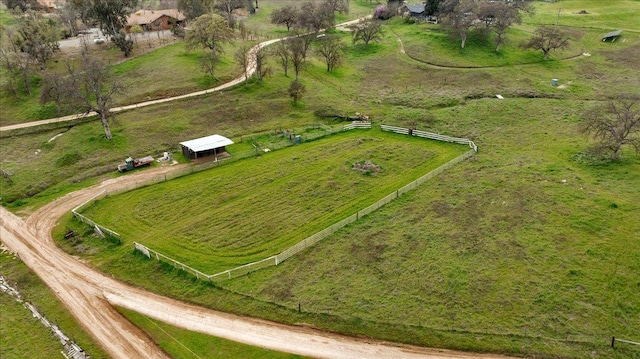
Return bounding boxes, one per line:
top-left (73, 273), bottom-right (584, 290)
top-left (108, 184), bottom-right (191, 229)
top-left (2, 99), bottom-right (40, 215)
top-left (117, 156), bottom-right (154, 172)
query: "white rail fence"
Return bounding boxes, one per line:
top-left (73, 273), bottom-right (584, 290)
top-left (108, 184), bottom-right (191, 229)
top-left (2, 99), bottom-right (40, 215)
top-left (343, 121), bottom-right (372, 130)
top-left (380, 125), bottom-right (478, 152)
top-left (72, 196), bottom-right (121, 240)
top-left (77, 124), bottom-right (478, 282)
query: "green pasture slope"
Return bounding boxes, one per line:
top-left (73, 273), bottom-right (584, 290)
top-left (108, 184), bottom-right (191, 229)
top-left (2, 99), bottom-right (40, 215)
top-left (0, 253), bottom-right (109, 359)
top-left (3, 0), bottom-right (640, 358)
top-left (80, 128), bottom-right (466, 273)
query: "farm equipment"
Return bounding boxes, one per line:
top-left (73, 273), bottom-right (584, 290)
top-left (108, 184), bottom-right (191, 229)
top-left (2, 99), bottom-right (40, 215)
top-left (117, 156), bottom-right (154, 172)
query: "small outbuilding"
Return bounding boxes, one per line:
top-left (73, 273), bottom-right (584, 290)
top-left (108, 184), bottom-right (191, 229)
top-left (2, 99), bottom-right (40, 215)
top-left (180, 134), bottom-right (234, 160)
top-left (602, 30), bottom-right (623, 42)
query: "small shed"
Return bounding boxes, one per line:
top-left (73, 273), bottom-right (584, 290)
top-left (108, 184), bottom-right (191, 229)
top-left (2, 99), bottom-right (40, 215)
top-left (602, 30), bottom-right (623, 42)
top-left (180, 134), bottom-right (234, 160)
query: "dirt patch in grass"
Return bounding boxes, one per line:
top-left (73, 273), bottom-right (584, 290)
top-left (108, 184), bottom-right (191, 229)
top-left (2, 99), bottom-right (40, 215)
top-left (352, 160), bottom-right (381, 176)
top-left (600, 45), bottom-right (640, 70)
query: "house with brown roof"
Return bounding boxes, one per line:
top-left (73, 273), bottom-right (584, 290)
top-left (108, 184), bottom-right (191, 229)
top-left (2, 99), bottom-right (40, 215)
top-left (126, 9), bottom-right (186, 32)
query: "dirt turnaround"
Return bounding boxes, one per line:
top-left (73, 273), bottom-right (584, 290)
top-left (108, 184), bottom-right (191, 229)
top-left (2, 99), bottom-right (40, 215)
top-left (0, 163), bottom-right (520, 359)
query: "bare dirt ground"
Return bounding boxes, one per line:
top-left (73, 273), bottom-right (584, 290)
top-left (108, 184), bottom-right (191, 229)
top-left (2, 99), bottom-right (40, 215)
top-left (0, 163), bottom-right (521, 359)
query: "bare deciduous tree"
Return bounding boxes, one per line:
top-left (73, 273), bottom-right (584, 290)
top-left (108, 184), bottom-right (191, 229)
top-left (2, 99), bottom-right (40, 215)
top-left (0, 48), bottom-right (33, 96)
top-left (254, 46), bottom-right (270, 81)
top-left (40, 71), bottom-right (69, 114)
top-left (351, 18), bottom-right (383, 46)
top-left (581, 95), bottom-right (640, 161)
top-left (287, 37), bottom-right (308, 79)
top-left (316, 34), bottom-right (344, 72)
top-left (439, 0), bottom-right (477, 49)
top-left (297, 1), bottom-right (334, 34)
top-left (288, 79), bottom-right (305, 104)
top-left (214, 0), bottom-right (245, 27)
top-left (41, 47), bottom-right (125, 139)
top-left (325, 0), bottom-right (349, 14)
top-left (272, 40), bottom-right (290, 77)
top-left (270, 4), bottom-right (298, 31)
top-left (525, 25), bottom-right (569, 61)
top-left (235, 44), bottom-right (250, 83)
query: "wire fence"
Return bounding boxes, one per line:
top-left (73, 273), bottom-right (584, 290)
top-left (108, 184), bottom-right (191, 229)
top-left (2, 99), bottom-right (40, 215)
top-left (77, 124), bottom-right (477, 282)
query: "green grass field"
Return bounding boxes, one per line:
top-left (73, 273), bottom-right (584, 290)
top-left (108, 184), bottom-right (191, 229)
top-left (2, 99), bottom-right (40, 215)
top-left (78, 128), bottom-right (466, 273)
top-left (3, 1), bottom-right (640, 358)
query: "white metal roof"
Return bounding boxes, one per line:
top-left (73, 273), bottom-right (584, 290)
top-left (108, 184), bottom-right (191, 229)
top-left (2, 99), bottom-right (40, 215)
top-left (180, 134), bottom-right (234, 152)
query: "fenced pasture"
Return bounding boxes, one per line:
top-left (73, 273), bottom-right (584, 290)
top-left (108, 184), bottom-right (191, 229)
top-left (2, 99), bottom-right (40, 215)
top-left (79, 127), bottom-right (467, 273)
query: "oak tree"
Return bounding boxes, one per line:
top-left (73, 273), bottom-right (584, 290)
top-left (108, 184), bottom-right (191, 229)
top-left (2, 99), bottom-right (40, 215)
top-left (351, 18), bottom-right (383, 46)
top-left (12, 10), bottom-right (61, 69)
top-left (525, 25), bottom-right (569, 61)
top-left (581, 95), bottom-right (640, 160)
top-left (270, 4), bottom-right (298, 31)
top-left (439, 0), bottom-right (477, 49)
top-left (70, 0), bottom-right (139, 56)
top-left (186, 13), bottom-right (234, 77)
top-left (316, 34), bottom-right (344, 72)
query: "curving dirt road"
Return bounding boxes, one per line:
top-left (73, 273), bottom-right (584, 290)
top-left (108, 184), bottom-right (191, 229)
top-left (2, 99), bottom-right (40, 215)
top-left (0, 162), bottom-right (521, 359)
top-left (0, 17), bottom-right (369, 133)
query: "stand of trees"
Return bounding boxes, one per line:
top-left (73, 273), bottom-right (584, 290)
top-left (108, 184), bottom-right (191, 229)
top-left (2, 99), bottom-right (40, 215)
top-left (435, 0), bottom-right (532, 51)
top-left (0, 8), bottom-right (61, 96)
top-left (40, 46), bottom-right (125, 140)
top-left (178, 0), bottom-right (255, 26)
top-left (270, 0), bottom-right (348, 34)
top-left (69, 0), bottom-right (139, 57)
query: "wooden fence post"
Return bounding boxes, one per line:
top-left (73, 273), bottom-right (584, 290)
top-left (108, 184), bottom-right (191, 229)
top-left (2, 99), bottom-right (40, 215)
top-left (612, 336), bottom-right (615, 348)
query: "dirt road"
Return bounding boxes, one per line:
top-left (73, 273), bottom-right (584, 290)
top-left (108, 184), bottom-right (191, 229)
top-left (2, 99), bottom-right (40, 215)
top-left (0, 17), bottom-right (370, 133)
top-left (0, 163), bottom-right (520, 359)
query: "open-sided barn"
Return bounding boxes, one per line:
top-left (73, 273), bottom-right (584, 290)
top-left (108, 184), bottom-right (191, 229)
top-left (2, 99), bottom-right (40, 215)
top-left (180, 134), bottom-right (233, 160)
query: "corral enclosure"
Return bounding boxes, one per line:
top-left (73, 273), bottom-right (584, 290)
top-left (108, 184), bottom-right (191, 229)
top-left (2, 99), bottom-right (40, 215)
top-left (81, 128), bottom-right (467, 273)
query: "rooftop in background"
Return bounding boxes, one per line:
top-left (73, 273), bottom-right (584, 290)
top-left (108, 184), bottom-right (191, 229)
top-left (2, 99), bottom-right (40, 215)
top-left (126, 9), bottom-right (186, 27)
top-left (402, 4), bottom-right (425, 14)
